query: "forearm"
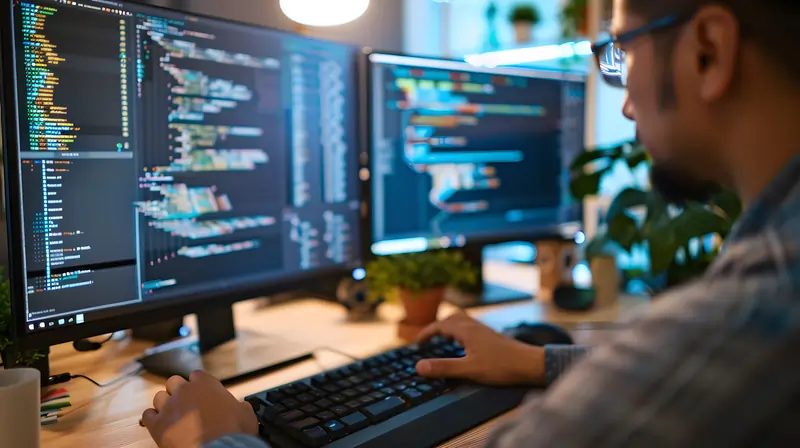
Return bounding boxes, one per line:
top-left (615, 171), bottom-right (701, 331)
top-left (204, 434), bottom-right (269, 448)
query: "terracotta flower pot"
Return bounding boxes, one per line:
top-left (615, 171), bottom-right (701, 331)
top-left (512, 21), bottom-right (533, 44)
top-left (397, 288), bottom-right (445, 341)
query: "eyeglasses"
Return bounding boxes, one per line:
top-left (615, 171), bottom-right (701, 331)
top-left (591, 13), bottom-right (693, 88)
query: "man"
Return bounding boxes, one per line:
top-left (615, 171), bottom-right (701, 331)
top-left (142, 0), bottom-right (800, 446)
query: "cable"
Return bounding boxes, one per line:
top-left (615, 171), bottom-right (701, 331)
top-left (312, 347), bottom-right (361, 372)
top-left (314, 346), bottom-right (361, 362)
top-left (47, 365), bottom-right (145, 388)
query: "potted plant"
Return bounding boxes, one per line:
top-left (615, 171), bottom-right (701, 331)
top-left (0, 268), bottom-right (46, 370)
top-left (508, 3), bottom-right (541, 45)
top-left (560, 0), bottom-right (613, 38)
top-left (365, 251), bottom-right (477, 341)
top-left (560, 0), bottom-right (588, 38)
top-left (570, 141), bottom-right (742, 293)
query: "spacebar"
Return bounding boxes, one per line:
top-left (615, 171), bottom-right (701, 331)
top-left (362, 396), bottom-right (406, 422)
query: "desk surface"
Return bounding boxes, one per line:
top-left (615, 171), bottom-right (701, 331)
top-left (41, 262), bottom-right (648, 448)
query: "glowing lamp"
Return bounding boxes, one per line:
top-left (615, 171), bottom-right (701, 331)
top-left (280, 0), bottom-right (370, 27)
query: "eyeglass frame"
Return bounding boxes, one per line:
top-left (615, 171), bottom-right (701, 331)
top-left (590, 13), bottom-right (695, 88)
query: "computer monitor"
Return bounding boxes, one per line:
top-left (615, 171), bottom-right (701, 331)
top-left (1, 0), bottom-right (363, 381)
top-left (365, 52), bottom-right (585, 305)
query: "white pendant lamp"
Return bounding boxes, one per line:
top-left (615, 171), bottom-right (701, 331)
top-left (280, 0), bottom-right (370, 27)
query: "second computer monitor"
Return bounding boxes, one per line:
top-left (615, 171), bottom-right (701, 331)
top-left (368, 53), bottom-right (585, 255)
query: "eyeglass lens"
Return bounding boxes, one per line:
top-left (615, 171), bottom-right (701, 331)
top-left (597, 42), bottom-right (628, 88)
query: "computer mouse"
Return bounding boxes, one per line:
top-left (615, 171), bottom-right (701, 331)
top-left (503, 322), bottom-right (574, 346)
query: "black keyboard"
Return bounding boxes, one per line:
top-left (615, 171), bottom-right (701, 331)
top-left (245, 336), bottom-right (533, 447)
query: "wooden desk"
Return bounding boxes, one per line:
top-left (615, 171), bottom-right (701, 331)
top-left (41, 262), bottom-right (648, 448)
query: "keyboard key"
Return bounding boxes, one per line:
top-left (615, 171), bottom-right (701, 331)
top-left (277, 410), bottom-right (304, 424)
top-left (397, 347), bottom-right (412, 356)
top-left (345, 400), bottom-right (362, 410)
top-left (356, 385), bottom-right (372, 394)
top-left (329, 394), bottom-right (347, 404)
top-left (369, 368), bottom-right (383, 377)
top-left (340, 412), bottom-right (369, 431)
top-left (347, 375), bottom-right (365, 385)
top-left (338, 366), bottom-right (353, 376)
top-left (360, 371), bottom-right (375, 381)
top-left (362, 396), bottom-right (406, 422)
top-left (369, 381), bottom-right (385, 390)
top-left (417, 384), bottom-right (435, 396)
top-left (293, 383), bottom-right (311, 393)
top-left (331, 405), bottom-right (351, 416)
top-left (358, 395), bottom-right (375, 406)
top-left (290, 417), bottom-right (319, 431)
top-left (369, 391), bottom-right (386, 400)
top-left (300, 404), bottom-right (319, 415)
top-left (300, 426), bottom-right (329, 447)
top-left (401, 388), bottom-right (425, 405)
top-left (342, 389), bottom-right (360, 398)
top-left (380, 387), bottom-right (395, 395)
top-left (336, 380), bottom-right (354, 389)
top-left (296, 393), bottom-right (315, 403)
top-left (384, 351), bottom-right (399, 361)
top-left (309, 389), bottom-right (327, 399)
top-left (321, 420), bottom-right (347, 439)
top-left (316, 411), bottom-right (336, 421)
top-left (400, 358), bottom-right (416, 367)
top-left (266, 391), bottom-right (286, 403)
top-left (391, 362), bottom-right (405, 370)
top-left (322, 384), bottom-right (341, 394)
top-left (381, 366), bottom-right (395, 375)
top-left (327, 370), bottom-right (344, 380)
top-left (349, 362), bottom-right (365, 372)
top-left (314, 398), bottom-right (333, 409)
top-left (279, 385), bottom-right (299, 396)
top-left (310, 374), bottom-right (327, 387)
top-left (282, 398), bottom-right (301, 409)
top-left (374, 354), bottom-right (390, 364)
top-left (364, 358), bottom-right (381, 368)
top-left (394, 384), bottom-right (407, 392)
top-left (387, 373), bottom-right (402, 383)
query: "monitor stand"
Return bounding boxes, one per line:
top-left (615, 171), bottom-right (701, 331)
top-left (445, 245), bottom-right (533, 308)
top-left (136, 305), bottom-right (314, 384)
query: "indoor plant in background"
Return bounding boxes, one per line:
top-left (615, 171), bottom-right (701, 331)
top-left (365, 251), bottom-right (477, 341)
top-left (560, 0), bottom-right (589, 38)
top-left (508, 3), bottom-right (541, 45)
top-left (0, 268), bottom-right (46, 370)
top-left (570, 140), bottom-right (742, 293)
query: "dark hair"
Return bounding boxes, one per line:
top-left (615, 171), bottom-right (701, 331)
top-left (626, 0), bottom-right (800, 77)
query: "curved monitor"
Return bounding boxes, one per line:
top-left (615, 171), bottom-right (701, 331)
top-left (1, 0), bottom-right (363, 347)
top-left (366, 52), bottom-right (585, 255)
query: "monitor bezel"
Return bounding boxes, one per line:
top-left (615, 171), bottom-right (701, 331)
top-left (1, 0), bottom-right (366, 349)
top-left (361, 49), bottom-right (586, 258)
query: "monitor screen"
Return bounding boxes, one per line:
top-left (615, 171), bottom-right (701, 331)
top-left (368, 53), bottom-right (585, 255)
top-left (4, 0), bottom-right (362, 335)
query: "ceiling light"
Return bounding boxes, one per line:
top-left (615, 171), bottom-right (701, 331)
top-left (280, 0), bottom-right (370, 27)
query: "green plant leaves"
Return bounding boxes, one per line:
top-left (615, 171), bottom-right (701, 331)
top-left (606, 213), bottom-right (641, 252)
top-left (570, 169), bottom-right (608, 199)
top-left (605, 188), bottom-right (650, 223)
top-left (365, 251), bottom-right (478, 299)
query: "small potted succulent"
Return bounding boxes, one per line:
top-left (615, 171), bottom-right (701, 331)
top-left (365, 251), bottom-right (477, 341)
top-left (508, 3), bottom-right (541, 45)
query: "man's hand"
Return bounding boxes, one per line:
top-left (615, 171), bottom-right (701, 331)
top-left (141, 371), bottom-right (258, 448)
top-left (416, 312), bottom-right (546, 386)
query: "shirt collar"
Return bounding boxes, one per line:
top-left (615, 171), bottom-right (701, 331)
top-left (727, 153), bottom-right (800, 242)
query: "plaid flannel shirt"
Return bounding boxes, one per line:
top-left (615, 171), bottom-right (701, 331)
top-left (209, 155), bottom-right (800, 447)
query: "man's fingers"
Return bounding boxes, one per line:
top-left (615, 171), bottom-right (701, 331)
top-left (416, 312), bottom-right (471, 343)
top-left (415, 358), bottom-right (469, 379)
top-left (153, 390), bottom-right (170, 412)
top-left (141, 408), bottom-right (158, 428)
top-left (165, 375), bottom-right (187, 395)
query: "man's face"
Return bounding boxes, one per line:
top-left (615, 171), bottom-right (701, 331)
top-left (612, 0), bottom-right (722, 203)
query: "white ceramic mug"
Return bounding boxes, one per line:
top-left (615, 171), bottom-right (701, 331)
top-left (0, 368), bottom-right (41, 448)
